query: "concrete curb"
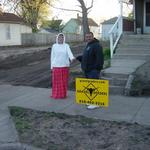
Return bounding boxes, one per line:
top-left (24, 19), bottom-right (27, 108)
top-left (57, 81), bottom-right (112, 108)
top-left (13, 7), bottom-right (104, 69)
top-left (0, 143), bottom-right (44, 150)
top-left (0, 107), bottom-right (44, 150)
top-left (0, 143), bottom-right (22, 150)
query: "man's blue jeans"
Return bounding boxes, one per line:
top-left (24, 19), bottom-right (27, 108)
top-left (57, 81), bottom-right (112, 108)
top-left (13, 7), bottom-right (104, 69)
top-left (84, 70), bottom-right (100, 79)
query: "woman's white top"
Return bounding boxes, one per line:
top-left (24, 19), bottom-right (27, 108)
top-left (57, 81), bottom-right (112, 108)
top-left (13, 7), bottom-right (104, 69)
top-left (50, 43), bottom-right (75, 69)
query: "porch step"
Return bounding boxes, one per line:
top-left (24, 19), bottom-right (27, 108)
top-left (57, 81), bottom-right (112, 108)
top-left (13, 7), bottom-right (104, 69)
top-left (119, 34), bottom-right (150, 46)
top-left (102, 71), bottom-right (128, 78)
top-left (102, 34), bottom-right (150, 95)
top-left (113, 54), bottom-right (150, 60)
top-left (118, 44), bottom-right (150, 48)
top-left (117, 50), bottom-right (150, 55)
top-left (122, 34), bottom-right (150, 39)
top-left (101, 76), bottom-right (127, 87)
top-left (110, 59), bottom-right (146, 67)
top-left (101, 76), bottom-right (126, 95)
top-left (103, 66), bottom-right (135, 75)
top-left (109, 85), bottom-right (124, 95)
top-left (101, 72), bottom-right (128, 95)
top-left (118, 42), bottom-right (150, 47)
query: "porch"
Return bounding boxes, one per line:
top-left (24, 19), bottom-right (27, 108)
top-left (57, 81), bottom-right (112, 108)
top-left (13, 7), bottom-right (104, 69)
top-left (103, 34), bottom-right (150, 95)
top-left (104, 0), bottom-right (150, 96)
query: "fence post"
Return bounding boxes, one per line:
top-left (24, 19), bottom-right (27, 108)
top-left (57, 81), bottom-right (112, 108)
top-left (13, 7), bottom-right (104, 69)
top-left (109, 33), bottom-right (113, 58)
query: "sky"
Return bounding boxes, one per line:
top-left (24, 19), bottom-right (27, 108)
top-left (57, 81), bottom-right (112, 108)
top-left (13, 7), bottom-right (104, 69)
top-left (0, 0), bottom-right (132, 24)
top-left (51, 0), bottom-right (133, 24)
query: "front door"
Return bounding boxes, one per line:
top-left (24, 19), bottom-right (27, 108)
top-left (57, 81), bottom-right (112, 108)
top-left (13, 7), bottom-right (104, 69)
top-left (144, 0), bottom-right (150, 33)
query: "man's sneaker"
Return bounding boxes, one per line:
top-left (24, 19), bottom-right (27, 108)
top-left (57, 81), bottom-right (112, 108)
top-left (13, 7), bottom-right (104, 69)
top-left (87, 105), bottom-right (99, 109)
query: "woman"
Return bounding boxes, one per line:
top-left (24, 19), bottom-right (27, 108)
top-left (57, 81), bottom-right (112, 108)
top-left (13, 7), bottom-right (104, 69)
top-left (50, 33), bottom-right (75, 99)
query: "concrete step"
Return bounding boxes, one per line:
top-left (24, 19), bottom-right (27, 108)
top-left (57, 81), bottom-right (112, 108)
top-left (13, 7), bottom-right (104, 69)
top-left (111, 59), bottom-right (146, 66)
top-left (116, 47), bottom-right (150, 51)
top-left (109, 85), bottom-right (124, 95)
top-left (102, 71), bottom-right (129, 78)
top-left (103, 67), bottom-right (131, 77)
top-left (101, 72), bottom-right (127, 95)
top-left (101, 76), bottom-right (127, 87)
top-left (113, 54), bottom-right (150, 60)
top-left (116, 49), bottom-right (150, 54)
top-left (122, 34), bottom-right (150, 39)
top-left (104, 34), bottom-right (150, 95)
top-left (117, 44), bottom-right (150, 49)
top-left (119, 35), bottom-right (150, 45)
top-left (118, 41), bottom-right (150, 46)
top-left (120, 38), bottom-right (150, 42)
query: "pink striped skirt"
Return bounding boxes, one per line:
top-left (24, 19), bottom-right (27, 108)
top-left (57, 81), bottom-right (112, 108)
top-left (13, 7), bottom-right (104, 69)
top-left (51, 67), bottom-right (69, 99)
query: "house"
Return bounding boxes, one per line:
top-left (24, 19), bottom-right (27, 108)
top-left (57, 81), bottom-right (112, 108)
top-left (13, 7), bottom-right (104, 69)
top-left (38, 19), bottom-right (63, 35)
top-left (108, 0), bottom-right (150, 55)
top-left (62, 14), bottom-right (99, 38)
top-left (103, 0), bottom-right (150, 96)
top-left (101, 17), bottom-right (134, 40)
top-left (0, 12), bottom-right (32, 46)
top-left (38, 28), bottom-right (59, 34)
top-left (130, 0), bottom-right (150, 33)
top-left (39, 19), bottom-right (63, 33)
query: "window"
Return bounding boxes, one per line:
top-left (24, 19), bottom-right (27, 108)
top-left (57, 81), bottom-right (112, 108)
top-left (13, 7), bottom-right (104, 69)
top-left (6, 24), bottom-right (11, 40)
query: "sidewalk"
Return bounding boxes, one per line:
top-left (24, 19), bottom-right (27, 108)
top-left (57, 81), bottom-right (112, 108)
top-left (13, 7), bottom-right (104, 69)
top-left (0, 84), bottom-right (150, 148)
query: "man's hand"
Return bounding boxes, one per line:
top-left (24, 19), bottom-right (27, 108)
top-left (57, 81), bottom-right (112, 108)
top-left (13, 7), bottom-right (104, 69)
top-left (70, 58), bottom-right (75, 63)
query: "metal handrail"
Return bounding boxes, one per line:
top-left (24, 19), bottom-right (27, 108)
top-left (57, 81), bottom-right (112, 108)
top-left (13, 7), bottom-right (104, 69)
top-left (109, 15), bottom-right (123, 58)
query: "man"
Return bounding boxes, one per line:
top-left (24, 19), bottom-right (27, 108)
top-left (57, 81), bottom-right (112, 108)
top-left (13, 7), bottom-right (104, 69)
top-left (76, 32), bottom-right (104, 109)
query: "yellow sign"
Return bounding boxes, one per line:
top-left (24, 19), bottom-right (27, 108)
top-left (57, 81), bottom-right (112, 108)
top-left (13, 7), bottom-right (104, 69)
top-left (76, 78), bottom-right (109, 107)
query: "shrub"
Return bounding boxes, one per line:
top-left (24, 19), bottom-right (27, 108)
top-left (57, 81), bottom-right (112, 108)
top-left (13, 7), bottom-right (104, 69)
top-left (103, 48), bottom-right (110, 60)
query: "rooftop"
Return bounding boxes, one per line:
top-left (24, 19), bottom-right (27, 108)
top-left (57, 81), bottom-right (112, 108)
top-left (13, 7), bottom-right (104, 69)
top-left (0, 12), bottom-right (24, 24)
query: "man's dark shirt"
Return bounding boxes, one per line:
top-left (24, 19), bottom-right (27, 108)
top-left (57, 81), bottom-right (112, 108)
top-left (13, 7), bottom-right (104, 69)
top-left (77, 38), bottom-right (104, 72)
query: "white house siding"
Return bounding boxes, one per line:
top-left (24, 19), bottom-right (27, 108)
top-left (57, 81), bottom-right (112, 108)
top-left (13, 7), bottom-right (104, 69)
top-left (101, 24), bottom-right (113, 41)
top-left (0, 23), bottom-right (21, 46)
top-left (0, 23), bottom-right (32, 46)
top-left (89, 26), bottom-right (100, 39)
top-left (21, 24), bottom-right (32, 33)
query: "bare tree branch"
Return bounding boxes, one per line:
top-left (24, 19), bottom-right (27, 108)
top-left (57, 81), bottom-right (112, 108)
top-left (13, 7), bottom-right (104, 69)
top-left (87, 0), bottom-right (94, 10)
top-left (49, 4), bottom-right (82, 13)
top-left (77, 0), bottom-right (85, 7)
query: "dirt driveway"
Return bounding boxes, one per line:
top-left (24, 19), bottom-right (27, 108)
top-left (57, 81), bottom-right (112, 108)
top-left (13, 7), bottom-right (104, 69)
top-left (1, 44), bottom-right (150, 150)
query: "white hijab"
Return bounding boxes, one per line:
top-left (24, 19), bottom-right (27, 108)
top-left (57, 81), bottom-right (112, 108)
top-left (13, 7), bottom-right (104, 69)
top-left (51, 33), bottom-right (74, 69)
top-left (56, 33), bottom-right (66, 44)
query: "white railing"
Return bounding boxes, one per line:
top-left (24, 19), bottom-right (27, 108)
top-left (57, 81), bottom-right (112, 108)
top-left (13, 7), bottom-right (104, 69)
top-left (109, 15), bottom-right (123, 58)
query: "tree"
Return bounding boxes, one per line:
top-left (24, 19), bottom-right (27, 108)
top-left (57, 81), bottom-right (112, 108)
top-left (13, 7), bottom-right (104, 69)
top-left (42, 18), bottom-right (63, 31)
top-left (2, 0), bottom-right (55, 32)
top-left (77, 0), bottom-right (93, 38)
top-left (128, 11), bottom-right (133, 19)
top-left (52, 0), bottom-right (94, 39)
